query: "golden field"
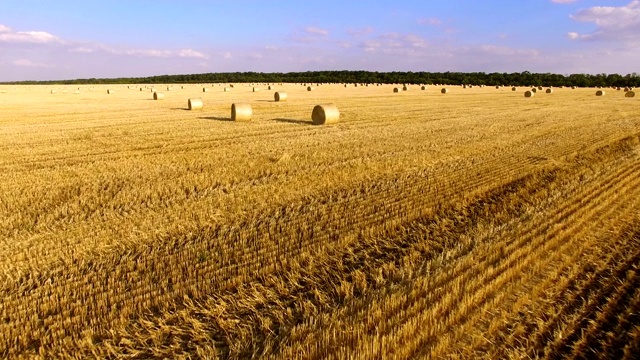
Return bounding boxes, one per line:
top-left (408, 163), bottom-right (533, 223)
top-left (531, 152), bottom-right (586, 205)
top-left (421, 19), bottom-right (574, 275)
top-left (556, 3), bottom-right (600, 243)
top-left (1, 83), bottom-right (639, 359)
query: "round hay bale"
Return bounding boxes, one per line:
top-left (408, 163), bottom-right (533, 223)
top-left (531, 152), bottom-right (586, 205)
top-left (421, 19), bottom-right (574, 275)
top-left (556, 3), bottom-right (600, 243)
top-left (571, 86), bottom-right (576, 89)
top-left (625, 91), bottom-right (635, 98)
top-left (167, 86), bottom-right (173, 91)
top-left (393, 87), bottom-right (399, 93)
top-left (421, 86), bottom-right (426, 90)
top-left (596, 90), bottom-right (605, 96)
top-left (307, 86), bottom-right (315, 91)
top-left (107, 89), bottom-right (114, 94)
top-left (153, 92), bottom-right (165, 100)
top-left (253, 87), bottom-right (260, 92)
top-left (188, 98), bottom-right (203, 110)
top-left (224, 87), bottom-right (231, 92)
top-left (512, 87), bottom-right (517, 91)
top-left (545, 88), bottom-right (553, 94)
top-left (203, 87), bottom-right (209, 92)
top-left (140, 88), bottom-right (144, 91)
top-left (524, 90), bottom-right (534, 98)
top-left (231, 103), bottom-right (252, 122)
top-left (531, 88), bottom-right (538, 93)
top-left (441, 88), bottom-right (449, 94)
top-left (274, 92), bottom-right (287, 102)
top-left (463, 85), bottom-right (468, 89)
top-left (402, 85), bottom-right (408, 91)
top-left (311, 104), bottom-right (340, 125)
top-left (268, 85), bottom-right (273, 90)
top-left (496, 85), bottom-right (501, 89)
top-left (537, 86), bottom-right (543, 91)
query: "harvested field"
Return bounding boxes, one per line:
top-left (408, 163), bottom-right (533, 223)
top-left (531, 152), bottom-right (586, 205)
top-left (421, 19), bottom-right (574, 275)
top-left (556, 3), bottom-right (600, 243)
top-left (0, 83), bottom-right (639, 359)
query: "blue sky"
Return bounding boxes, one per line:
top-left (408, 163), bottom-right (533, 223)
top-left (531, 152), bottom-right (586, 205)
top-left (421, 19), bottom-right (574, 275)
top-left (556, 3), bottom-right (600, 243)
top-left (0, 0), bottom-right (639, 81)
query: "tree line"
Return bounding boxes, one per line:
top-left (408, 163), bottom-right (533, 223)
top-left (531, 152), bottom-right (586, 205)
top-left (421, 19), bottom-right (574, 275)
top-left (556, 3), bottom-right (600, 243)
top-left (4, 70), bottom-right (639, 87)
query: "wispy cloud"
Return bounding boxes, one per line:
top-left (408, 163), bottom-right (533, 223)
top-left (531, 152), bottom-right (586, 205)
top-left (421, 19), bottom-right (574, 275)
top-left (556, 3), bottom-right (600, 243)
top-left (417, 17), bottom-right (443, 26)
top-left (0, 25), bottom-right (62, 44)
top-left (551, 0), bottom-right (577, 4)
top-left (345, 26), bottom-right (374, 37)
top-left (568, 1), bottom-right (640, 46)
top-left (12, 59), bottom-right (52, 67)
top-left (304, 26), bottom-right (329, 36)
top-left (0, 23), bottom-right (208, 59)
top-left (359, 32), bottom-right (429, 54)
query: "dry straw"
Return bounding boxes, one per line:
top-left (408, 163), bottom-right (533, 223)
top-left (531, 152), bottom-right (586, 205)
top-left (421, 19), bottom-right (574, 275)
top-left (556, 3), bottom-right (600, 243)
top-left (311, 104), bottom-right (340, 125)
top-left (625, 91), bottom-right (635, 98)
top-left (231, 103), bottom-right (253, 122)
top-left (74, 90), bottom-right (80, 94)
top-left (153, 92), bottom-right (165, 100)
top-left (441, 88), bottom-right (449, 94)
top-left (188, 98), bottom-right (203, 110)
top-left (596, 90), bottom-right (605, 96)
top-left (524, 90), bottom-right (534, 98)
top-left (274, 92), bottom-right (288, 102)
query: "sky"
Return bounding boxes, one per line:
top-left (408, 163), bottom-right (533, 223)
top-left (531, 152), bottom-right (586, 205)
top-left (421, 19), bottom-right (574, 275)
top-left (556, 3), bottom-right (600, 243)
top-left (0, 0), bottom-right (639, 81)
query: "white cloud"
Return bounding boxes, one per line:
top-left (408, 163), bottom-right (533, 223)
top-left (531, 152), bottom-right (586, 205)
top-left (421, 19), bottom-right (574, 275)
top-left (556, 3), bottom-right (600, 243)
top-left (12, 59), bottom-right (52, 68)
top-left (567, 31), bottom-right (580, 40)
top-left (569, 1), bottom-right (640, 45)
top-left (178, 49), bottom-right (207, 59)
top-left (417, 18), bottom-right (443, 26)
top-left (359, 33), bottom-right (429, 55)
top-left (304, 26), bottom-right (329, 36)
top-left (0, 25), bottom-right (62, 44)
top-left (345, 26), bottom-right (374, 37)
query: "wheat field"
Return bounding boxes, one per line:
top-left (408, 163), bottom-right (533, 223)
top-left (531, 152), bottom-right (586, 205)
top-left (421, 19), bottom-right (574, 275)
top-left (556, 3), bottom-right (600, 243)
top-left (1, 83), bottom-right (639, 359)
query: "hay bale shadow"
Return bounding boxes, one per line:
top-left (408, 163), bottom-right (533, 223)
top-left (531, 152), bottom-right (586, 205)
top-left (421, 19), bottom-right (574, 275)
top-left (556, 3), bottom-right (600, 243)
top-left (172, 107), bottom-right (191, 111)
top-left (200, 116), bottom-right (232, 121)
top-left (273, 118), bottom-right (312, 125)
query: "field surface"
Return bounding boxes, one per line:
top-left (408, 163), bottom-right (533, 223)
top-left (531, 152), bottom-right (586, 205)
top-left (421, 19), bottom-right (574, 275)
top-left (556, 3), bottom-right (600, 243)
top-left (1, 83), bottom-right (639, 359)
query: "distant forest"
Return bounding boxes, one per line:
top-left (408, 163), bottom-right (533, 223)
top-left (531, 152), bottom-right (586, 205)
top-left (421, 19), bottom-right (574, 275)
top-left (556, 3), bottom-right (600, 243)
top-left (4, 70), bottom-right (640, 87)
